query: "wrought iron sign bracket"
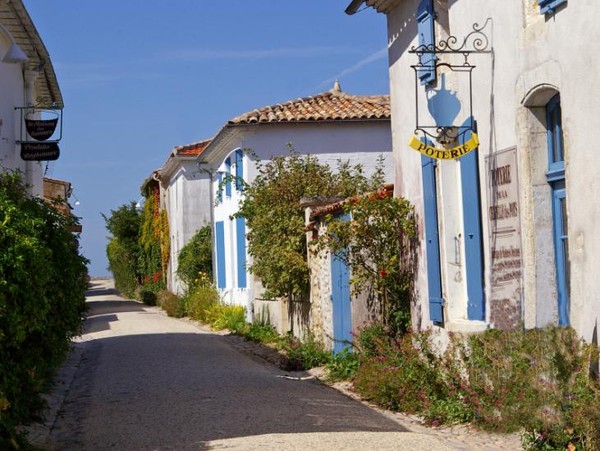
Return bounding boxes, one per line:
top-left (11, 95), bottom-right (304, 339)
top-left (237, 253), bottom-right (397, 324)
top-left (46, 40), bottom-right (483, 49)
top-left (409, 18), bottom-right (492, 151)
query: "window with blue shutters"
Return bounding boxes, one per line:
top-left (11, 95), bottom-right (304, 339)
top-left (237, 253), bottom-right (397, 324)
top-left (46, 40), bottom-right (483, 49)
top-left (539, 0), bottom-right (566, 15)
top-left (417, 0), bottom-right (436, 85)
top-left (421, 153), bottom-right (444, 324)
top-left (459, 122), bottom-right (485, 321)
top-left (545, 94), bottom-right (569, 325)
top-left (235, 216), bottom-right (247, 288)
top-left (225, 157), bottom-right (232, 198)
top-left (215, 221), bottom-right (226, 288)
top-left (235, 149), bottom-right (244, 191)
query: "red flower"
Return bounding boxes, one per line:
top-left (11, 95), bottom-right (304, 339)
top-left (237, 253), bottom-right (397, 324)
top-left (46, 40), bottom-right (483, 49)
top-left (379, 268), bottom-right (387, 277)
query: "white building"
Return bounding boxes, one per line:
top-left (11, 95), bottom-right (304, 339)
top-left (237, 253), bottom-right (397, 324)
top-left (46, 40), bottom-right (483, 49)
top-left (347, 0), bottom-right (599, 343)
top-left (198, 82), bottom-right (393, 330)
top-left (0, 1), bottom-right (63, 195)
top-left (157, 140), bottom-right (212, 294)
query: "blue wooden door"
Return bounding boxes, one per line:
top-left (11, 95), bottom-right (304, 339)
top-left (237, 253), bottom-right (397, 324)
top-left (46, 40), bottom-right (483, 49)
top-left (331, 250), bottom-right (352, 354)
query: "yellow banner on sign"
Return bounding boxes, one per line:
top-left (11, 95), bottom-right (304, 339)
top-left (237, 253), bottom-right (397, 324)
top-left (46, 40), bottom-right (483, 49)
top-left (408, 133), bottom-right (479, 160)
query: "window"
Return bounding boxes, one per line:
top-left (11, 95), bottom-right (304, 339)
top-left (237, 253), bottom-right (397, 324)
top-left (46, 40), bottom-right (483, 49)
top-left (417, 0), bottom-right (436, 85)
top-left (539, 0), bottom-right (566, 15)
top-left (545, 94), bottom-right (569, 325)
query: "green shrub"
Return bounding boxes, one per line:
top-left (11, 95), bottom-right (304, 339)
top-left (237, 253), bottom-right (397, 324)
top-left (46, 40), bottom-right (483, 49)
top-left (137, 289), bottom-right (156, 306)
top-left (0, 172), bottom-right (88, 446)
top-left (326, 347), bottom-right (360, 382)
top-left (184, 282), bottom-right (219, 323)
top-left (206, 304), bottom-right (246, 332)
top-left (176, 225), bottom-right (212, 291)
top-left (353, 329), bottom-right (450, 415)
top-left (351, 323), bottom-right (600, 448)
top-left (103, 202), bottom-right (140, 297)
top-left (242, 322), bottom-right (280, 344)
top-left (280, 333), bottom-right (331, 371)
top-left (157, 290), bottom-right (184, 318)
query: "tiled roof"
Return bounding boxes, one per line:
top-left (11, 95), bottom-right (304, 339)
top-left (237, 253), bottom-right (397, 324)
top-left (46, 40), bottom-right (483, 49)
top-left (174, 139), bottom-right (211, 157)
top-left (228, 82), bottom-right (389, 125)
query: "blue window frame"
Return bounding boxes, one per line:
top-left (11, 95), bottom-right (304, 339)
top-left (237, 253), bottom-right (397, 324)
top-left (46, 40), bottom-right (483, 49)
top-left (421, 153), bottom-right (444, 323)
top-left (225, 157), bottom-right (232, 197)
top-left (235, 216), bottom-right (247, 288)
top-left (539, 0), bottom-right (566, 15)
top-left (215, 221), bottom-right (226, 289)
top-left (546, 94), bottom-right (569, 325)
top-left (235, 149), bottom-right (244, 191)
top-left (417, 0), bottom-right (436, 85)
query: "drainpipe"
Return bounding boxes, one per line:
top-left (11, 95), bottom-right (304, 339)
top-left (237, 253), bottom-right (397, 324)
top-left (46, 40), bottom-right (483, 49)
top-left (23, 69), bottom-right (41, 196)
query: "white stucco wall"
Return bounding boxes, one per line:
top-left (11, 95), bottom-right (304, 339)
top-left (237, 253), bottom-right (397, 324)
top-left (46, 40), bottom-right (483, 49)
top-left (0, 42), bottom-right (44, 195)
top-left (384, 0), bottom-right (599, 342)
top-left (162, 160), bottom-right (211, 295)
top-left (209, 120), bottom-right (393, 327)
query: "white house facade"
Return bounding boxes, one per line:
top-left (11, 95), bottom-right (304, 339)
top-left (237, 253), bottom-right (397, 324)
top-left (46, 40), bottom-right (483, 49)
top-left (157, 140), bottom-right (212, 294)
top-left (0, 1), bottom-right (63, 195)
top-left (199, 83), bottom-right (393, 330)
top-left (347, 0), bottom-right (599, 343)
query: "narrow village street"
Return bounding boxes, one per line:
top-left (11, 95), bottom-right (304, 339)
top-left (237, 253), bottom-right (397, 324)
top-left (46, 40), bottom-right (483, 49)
top-left (27, 280), bottom-right (521, 451)
top-left (27, 280), bottom-right (437, 450)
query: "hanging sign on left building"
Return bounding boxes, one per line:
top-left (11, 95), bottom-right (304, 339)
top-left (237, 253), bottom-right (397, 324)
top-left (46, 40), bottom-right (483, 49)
top-left (20, 142), bottom-right (60, 161)
top-left (25, 117), bottom-right (58, 141)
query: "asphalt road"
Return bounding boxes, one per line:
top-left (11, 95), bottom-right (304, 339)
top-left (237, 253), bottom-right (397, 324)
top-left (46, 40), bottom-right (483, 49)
top-left (39, 280), bottom-right (454, 450)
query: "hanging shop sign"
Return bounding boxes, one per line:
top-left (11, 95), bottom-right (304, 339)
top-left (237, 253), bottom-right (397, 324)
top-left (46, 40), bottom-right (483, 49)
top-left (409, 19), bottom-right (491, 159)
top-left (25, 116), bottom-right (58, 141)
top-left (20, 142), bottom-right (60, 161)
top-left (408, 132), bottom-right (479, 160)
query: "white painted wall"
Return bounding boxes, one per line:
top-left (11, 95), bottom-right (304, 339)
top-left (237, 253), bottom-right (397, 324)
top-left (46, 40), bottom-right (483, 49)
top-left (0, 40), bottom-right (44, 195)
top-left (384, 0), bottom-right (600, 341)
top-left (162, 160), bottom-right (211, 294)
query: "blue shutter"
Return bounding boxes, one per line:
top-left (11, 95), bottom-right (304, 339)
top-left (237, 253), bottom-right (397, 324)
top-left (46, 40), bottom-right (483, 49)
top-left (421, 153), bottom-right (444, 323)
top-left (216, 172), bottom-right (223, 204)
top-left (460, 123), bottom-right (485, 321)
top-left (417, 0), bottom-right (436, 85)
top-left (215, 221), bottom-right (226, 288)
top-left (235, 216), bottom-right (247, 288)
top-left (235, 149), bottom-right (244, 191)
top-left (225, 157), bottom-right (232, 197)
top-left (552, 184), bottom-right (569, 325)
top-left (539, 0), bottom-right (566, 15)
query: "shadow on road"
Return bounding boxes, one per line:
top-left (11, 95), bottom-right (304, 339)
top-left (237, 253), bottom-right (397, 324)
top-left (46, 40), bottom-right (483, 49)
top-left (85, 287), bottom-right (121, 297)
top-left (48, 295), bottom-right (407, 449)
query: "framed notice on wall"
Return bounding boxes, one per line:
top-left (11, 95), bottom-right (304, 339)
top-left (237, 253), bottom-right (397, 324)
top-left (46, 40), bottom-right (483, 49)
top-left (485, 147), bottom-right (523, 330)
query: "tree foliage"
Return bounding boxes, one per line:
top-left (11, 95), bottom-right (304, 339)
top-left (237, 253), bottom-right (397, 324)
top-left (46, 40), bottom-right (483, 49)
top-left (0, 172), bottom-right (88, 447)
top-left (316, 189), bottom-right (416, 334)
top-left (176, 225), bottom-right (212, 292)
top-left (237, 149), bottom-right (384, 301)
top-left (103, 201), bottom-right (141, 297)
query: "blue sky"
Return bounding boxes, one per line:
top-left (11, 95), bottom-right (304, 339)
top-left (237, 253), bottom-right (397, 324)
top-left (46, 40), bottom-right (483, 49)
top-left (25, 1), bottom-right (389, 276)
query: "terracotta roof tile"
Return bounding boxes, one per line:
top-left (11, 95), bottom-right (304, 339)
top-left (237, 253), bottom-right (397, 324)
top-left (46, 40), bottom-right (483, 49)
top-left (174, 139), bottom-right (211, 157)
top-left (228, 83), bottom-right (390, 125)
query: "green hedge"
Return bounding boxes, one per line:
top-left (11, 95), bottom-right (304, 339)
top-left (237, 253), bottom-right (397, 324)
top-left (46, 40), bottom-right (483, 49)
top-left (0, 172), bottom-right (88, 448)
